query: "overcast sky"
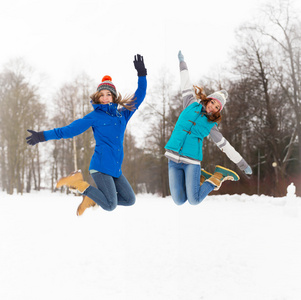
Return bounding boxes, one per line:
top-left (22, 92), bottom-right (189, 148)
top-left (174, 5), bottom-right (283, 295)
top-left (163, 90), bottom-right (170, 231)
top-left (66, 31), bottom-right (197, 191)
top-left (0, 0), bottom-right (270, 97)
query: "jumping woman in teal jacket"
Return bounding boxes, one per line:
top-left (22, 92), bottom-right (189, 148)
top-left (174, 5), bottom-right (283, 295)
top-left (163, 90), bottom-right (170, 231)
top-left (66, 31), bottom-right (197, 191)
top-left (165, 51), bottom-right (252, 206)
top-left (26, 54), bottom-right (147, 215)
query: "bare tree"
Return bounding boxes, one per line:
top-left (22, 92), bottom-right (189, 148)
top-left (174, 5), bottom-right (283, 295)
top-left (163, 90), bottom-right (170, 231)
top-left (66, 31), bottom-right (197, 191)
top-left (143, 70), bottom-right (177, 197)
top-left (0, 59), bottom-right (45, 194)
top-left (50, 73), bottom-right (95, 192)
top-left (257, 0), bottom-right (301, 166)
top-left (122, 130), bottom-right (141, 193)
top-left (227, 2), bottom-right (299, 195)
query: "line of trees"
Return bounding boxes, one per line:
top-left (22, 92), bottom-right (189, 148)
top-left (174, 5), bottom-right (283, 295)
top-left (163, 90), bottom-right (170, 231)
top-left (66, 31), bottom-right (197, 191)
top-left (0, 0), bottom-right (300, 196)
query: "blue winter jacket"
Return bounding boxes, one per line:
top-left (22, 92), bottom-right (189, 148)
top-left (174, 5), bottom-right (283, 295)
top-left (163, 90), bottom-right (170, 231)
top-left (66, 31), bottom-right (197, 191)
top-left (165, 102), bottom-right (217, 161)
top-left (43, 76), bottom-right (147, 178)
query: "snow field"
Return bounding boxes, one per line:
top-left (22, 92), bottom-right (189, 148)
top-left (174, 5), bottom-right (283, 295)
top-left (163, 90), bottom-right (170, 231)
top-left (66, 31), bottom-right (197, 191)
top-left (0, 191), bottom-right (301, 300)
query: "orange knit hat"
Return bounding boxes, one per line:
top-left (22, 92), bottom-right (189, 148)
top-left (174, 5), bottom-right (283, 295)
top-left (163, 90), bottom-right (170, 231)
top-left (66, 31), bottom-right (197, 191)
top-left (96, 75), bottom-right (117, 97)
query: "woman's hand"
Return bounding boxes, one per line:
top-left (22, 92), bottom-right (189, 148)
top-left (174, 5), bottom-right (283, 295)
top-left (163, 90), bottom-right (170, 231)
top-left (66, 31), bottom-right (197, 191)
top-left (244, 165), bottom-right (252, 177)
top-left (178, 50), bottom-right (184, 62)
top-left (134, 54), bottom-right (147, 76)
top-left (26, 129), bottom-right (46, 146)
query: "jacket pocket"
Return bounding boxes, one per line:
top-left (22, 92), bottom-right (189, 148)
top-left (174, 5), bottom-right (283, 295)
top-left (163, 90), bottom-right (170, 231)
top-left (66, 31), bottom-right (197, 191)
top-left (98, 120), bottom-right (113, 126)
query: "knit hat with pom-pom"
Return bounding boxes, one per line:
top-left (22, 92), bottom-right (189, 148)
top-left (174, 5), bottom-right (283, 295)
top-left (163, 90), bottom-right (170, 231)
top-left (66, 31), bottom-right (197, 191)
top-left (96, 75), bottom-right (117, 97)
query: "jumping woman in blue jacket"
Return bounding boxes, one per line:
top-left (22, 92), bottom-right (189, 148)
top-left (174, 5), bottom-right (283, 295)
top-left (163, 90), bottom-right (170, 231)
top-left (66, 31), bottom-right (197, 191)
top-left (165, 51), bottom-right (252, 206)
top-left (26, 54), bottom-right (147, 215)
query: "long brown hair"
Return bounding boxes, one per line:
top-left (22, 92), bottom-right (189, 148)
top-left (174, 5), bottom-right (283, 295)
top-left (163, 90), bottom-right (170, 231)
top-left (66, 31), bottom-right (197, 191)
top-left (193, 85), bottom-right (222, 123)
top-left (90, 91), bottom-right (136, 111)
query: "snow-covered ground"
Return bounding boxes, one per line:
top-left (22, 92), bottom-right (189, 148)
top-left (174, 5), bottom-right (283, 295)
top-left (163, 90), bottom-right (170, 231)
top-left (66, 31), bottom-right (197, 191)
top-left (1, 186), bottom-right (301, 300)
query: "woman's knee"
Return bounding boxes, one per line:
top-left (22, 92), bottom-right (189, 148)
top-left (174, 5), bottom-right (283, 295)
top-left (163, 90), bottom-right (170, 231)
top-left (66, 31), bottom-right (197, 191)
top-left (122, 194), bottom-right (136, 206)
top-left (128, 195), bottom-right (136, 206)
top-left (187, 197), bottom-right (202, 205)
top-left (105, 201), bottom-right (118, 211)
top-left (171, 192), bottom-right (187, 205)
top-left (173, 199), bottom-right (186, 206)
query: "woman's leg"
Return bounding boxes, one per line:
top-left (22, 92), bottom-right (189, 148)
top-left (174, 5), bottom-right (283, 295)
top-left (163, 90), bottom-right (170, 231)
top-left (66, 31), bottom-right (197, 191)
top-left (83, 172), bottom-right (118, 211)
top-left (113, 174), bottom-right (136, 206)
top-left (185, 164), bottom-right (215, 205)
top-left (168, 160), bottom-right (187, 205)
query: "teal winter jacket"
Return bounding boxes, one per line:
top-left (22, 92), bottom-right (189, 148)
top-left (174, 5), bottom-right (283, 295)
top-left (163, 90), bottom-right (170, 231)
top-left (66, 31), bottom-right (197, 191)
top-left (165, 102), bottom-right (217, 161)
top-left (165, 60), bottom-right (249, 172)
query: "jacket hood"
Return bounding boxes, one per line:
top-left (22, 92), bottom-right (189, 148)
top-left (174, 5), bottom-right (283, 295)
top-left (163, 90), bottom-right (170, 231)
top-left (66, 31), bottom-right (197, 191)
top-left (91, 101), bottom-right (121, 117)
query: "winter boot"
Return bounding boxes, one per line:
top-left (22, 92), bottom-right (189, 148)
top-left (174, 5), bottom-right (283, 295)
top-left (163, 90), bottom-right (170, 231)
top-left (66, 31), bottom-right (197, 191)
top-left (76, 195), bottom-right (96, 216)
top-left (56, 170), bottom-right (90, 193)
top-left (200, 168), bottom-right (213, 185)
top-left (206, 165), bottom-right (240, 191)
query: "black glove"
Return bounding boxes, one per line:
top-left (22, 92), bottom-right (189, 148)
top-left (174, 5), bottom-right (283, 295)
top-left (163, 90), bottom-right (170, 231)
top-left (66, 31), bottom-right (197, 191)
top-left (26, 129), bottom-right (46, 146)
top-left (133, 54), bottom-right (147, 77)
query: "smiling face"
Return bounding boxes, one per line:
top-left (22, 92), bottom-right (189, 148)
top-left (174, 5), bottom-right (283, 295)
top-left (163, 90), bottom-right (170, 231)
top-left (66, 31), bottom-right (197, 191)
top-left (98, 89), bottom-right (113, 104)
top-left (206, 98), bottom-right (221, 114)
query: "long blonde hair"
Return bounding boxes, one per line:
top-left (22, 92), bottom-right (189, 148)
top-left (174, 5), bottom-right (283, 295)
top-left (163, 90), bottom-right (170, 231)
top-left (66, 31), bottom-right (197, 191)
top-left (90, 91), bottom-right (136, 111)
top-left (193, 85), bottom-right (222, 123)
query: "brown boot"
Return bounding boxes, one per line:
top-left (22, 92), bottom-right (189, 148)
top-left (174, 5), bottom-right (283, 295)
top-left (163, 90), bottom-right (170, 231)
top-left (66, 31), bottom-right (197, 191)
top-left (76, 196), bottom-right (96, 216)
top-left (200, 169), bottom-right (213, 185)
top-left (56, 170), bottom-right (90, 193)
top-left (206, 165), bottom-right (240, 191)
